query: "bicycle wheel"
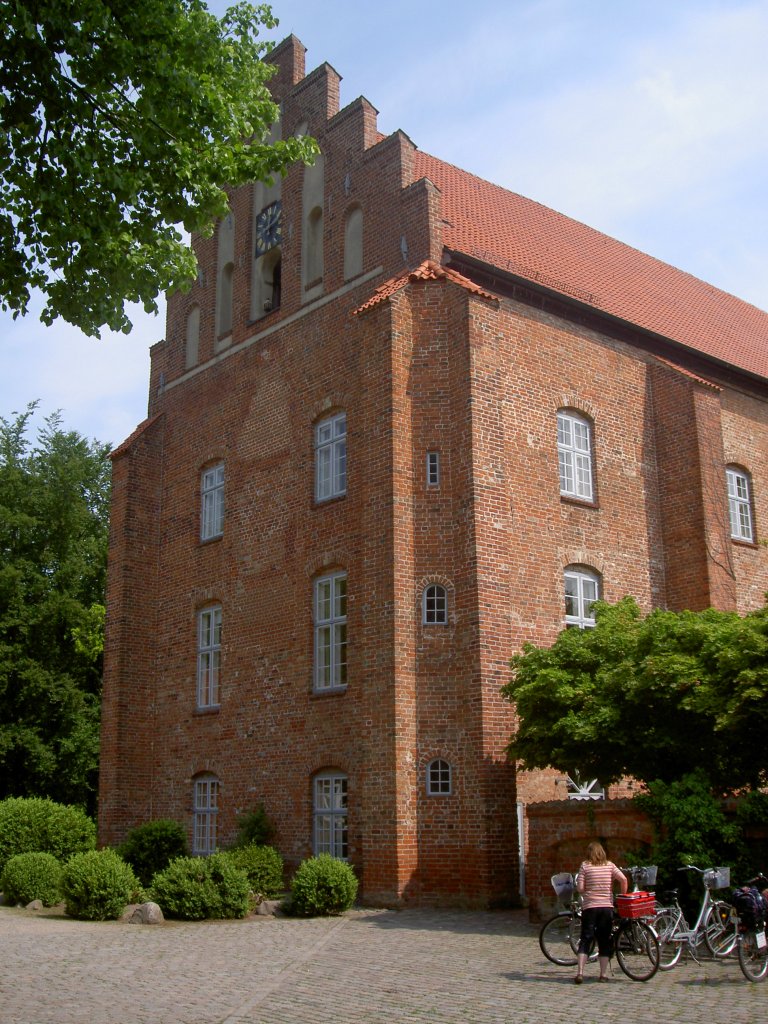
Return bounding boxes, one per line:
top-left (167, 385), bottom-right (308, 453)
top-left (652, 908), bottom-right (683, 970)
top-left (539, 913), bottom-right (581, 966)
top-left (737, 930), bottom-right (768, 982)
top-left (615, 919), bottom-right (660, 981)
top-left (703, 901), bottom-right (737, 958)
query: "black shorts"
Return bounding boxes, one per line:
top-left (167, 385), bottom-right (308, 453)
top-left (578, 906), bottom-right (613, 957)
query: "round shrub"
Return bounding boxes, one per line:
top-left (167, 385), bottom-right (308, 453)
top-left (220, 845), bottom-right (284, 899)
top-left (61, 849), bottom-right (141, 921)
top-left (117, 819), bottom-right (189, 887)
top-left (0, 797), bottom-right (96, 874)
top-left (150, 854), bottom-right (250, 920)
top-left (289, 854), bottom-right (358, 916)
top-left (0, 852), bottom-right (62, 906)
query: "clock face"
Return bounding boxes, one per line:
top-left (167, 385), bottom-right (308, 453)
top-left (255, 201), bottom-right (282, 255)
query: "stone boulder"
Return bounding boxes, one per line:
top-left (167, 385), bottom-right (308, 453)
top-left (124, 901), bottom-right (165, 925)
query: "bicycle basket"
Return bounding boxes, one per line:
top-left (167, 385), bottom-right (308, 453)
top-left (616, 892), bottom-right (656, 919)
top-left (636, 865), bottom-right (658, 888)
top-left (551, 872), bottom-right (575, 901)
top-left (703, 866), bottom-right (730, 890)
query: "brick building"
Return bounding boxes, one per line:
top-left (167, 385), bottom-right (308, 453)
top-left (99, 36), bottom-right (768, 906)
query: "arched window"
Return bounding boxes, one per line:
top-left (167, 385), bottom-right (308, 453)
top-left (193, 773), bottom-right (219, 855)
top-left (313, 771), bottom-right (348, 859)
top-left (564, 567), bottom-right (600, 628)
top-left (557, 410), bottom-right (594, 501)
top-left (426, 759), bottom-right (452, 795)
top-left (343, 205), bottom-right (363, 280)
top-left (185, 305), bottom-right (200, 369)
top-left (726, 465), bottom-right (754, 542)
top-left (422, 584), bottom-right (448, 625)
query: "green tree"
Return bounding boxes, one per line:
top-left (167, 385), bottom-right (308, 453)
top-left (0, 405), bottom-right (111, 812)
top-left (502, 597), bottom-right (768, 793)
top-left (0, 1), bottom-right (317, 336)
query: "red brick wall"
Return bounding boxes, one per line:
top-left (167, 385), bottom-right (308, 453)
top-left (99, 37), bottom-right (768, 906)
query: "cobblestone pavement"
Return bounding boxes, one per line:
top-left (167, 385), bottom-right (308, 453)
top-left (1, 905), bottom-right (766, 1024)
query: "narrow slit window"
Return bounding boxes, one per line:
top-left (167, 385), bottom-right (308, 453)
top-left (427, 452), bottom-right (440, 487)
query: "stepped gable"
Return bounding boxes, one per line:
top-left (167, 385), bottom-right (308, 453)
top-left (414, 150), bottom-right (768, 382)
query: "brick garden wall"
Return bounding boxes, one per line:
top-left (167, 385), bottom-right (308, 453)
top-left (524, 800), bottom-right (654, 920)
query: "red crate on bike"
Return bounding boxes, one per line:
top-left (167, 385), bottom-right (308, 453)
top-left (616, 892), bottom-right (656, 919)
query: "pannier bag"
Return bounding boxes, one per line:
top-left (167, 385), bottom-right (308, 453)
top-left (730, 886), bottom-right (768, 929)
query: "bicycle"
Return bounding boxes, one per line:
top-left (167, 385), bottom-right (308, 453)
top-left (652, 865), bottom-right (737, 969)
top-left (730, 873), bottom-right (768, 983)
top-left (539, 870), bottom-right (660, 981)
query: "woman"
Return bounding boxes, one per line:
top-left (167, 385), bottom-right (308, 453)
top-left (574, 841), bottom-right (627, 983)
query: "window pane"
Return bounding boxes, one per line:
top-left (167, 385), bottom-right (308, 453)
top-left (334, 622), bottom-right (347, 686)
top-left (316, 580), bottom-right (332, 622)
top-left (316, 625), bottom-right (331, 688)
top-left (334, 440), bottom-right (347, 494)
top-left (333, 575), bottom-right (347, 617)
top-left (559, 450), bottom-right (573, 494)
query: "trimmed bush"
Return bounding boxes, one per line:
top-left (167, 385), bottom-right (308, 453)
top-left (220, 844), bottom-right (283, 899)
top-left (0, 852), bottom-right (62, 906)
top-left (150, 854), bottom-right (250, 920)
top-left (117, 819), bottom-right (189, 886)
top-left (289, 854), bottom-right (358, 916)
top-left (0, 797), bottom-right (96, 874)
top-left (61, 849), bottom-right (141, 921)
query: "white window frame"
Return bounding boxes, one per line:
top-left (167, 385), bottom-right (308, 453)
top-left (427, 451), bottom-right (441, 487)
top-left (315, 413), bottom-right (347, 502)
top-left (313, 772), bottom-right (348, 859)
top-left (422, 584), bottom-right (448, 625)
top-left (557, 410), bottom-right (594, 501)
top-left (193, 774), bottom-right (219, 855)
top-left (427, 759), bottom-right (452, 796)
top-left (564, 568), bottom-right (599, 629)
top-left (726, 466), bottom-right (754, 542)
top-left (313, 572), bottom-right (347, 691)
top-left (197, 606), bottom-right (222, 708)
top-left (201, 463), bottom-right (224, 540)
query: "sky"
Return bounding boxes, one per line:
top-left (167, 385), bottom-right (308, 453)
top-left (3, 0), bottom-right (768, 447)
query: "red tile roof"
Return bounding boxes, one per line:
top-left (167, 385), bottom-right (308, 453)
top-left (354, 259), bottom-right (498, 315)
top-left (414, 151), bottom-right (768, 382)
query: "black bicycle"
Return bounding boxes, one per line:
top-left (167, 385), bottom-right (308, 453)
top-left (539, 872), bottom-right (660, 981)
top-left (730, 873), bottom-right (768, 983)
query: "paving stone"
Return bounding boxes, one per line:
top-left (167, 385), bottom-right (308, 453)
top-left (0, 906), bottom-right (764, 1024)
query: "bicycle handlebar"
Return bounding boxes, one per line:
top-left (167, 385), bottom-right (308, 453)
top-left (677, 864), bottom-right (705, 873)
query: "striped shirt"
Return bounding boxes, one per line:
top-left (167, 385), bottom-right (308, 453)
top-left (576, 861), bottom-right (627, 909)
